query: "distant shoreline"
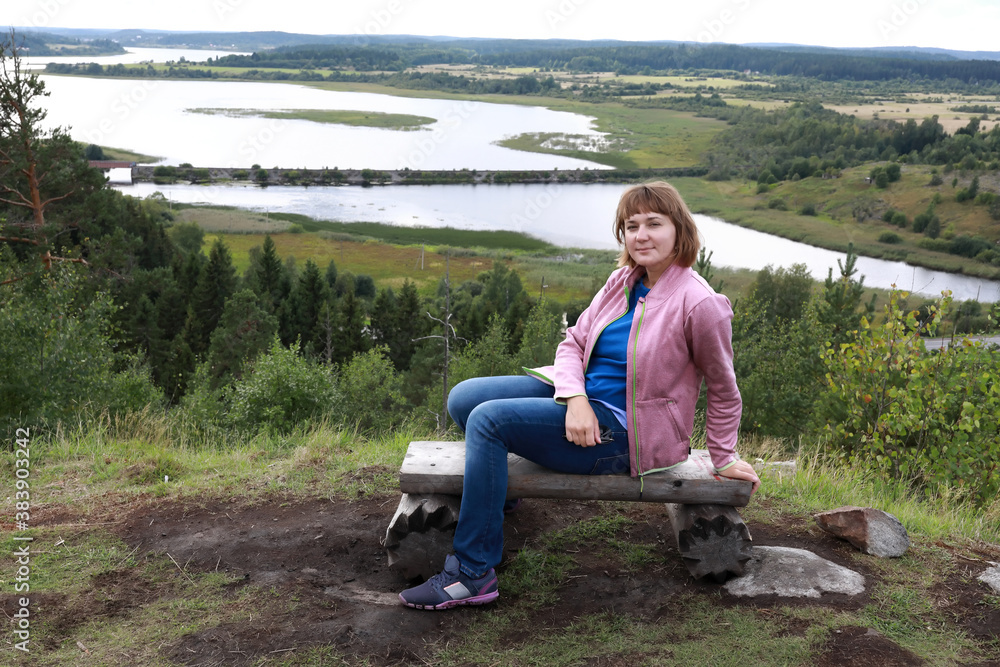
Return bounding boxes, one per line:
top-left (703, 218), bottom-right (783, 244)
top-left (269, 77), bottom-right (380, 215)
top-left (130, 165), bottom-right (708, 186)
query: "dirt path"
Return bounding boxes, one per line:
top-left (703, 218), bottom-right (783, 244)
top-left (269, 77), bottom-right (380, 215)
top-left (17, 494), bottom-right (1000, 665)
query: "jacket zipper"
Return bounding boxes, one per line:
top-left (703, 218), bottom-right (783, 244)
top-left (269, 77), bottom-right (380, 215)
top-left (631, 296), bottom-right (647, 474)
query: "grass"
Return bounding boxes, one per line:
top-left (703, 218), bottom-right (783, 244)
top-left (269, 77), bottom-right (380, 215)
top-left (671, 173), bottom-right (1000, 281)
top-left (175, 205), bottom-right (615, 301)
top-left (98, 146), bottom-right (162, 163)
top-left (187, 107), bottom-right (436, 130)
top-left (178, 204), bottom-right (763, 304)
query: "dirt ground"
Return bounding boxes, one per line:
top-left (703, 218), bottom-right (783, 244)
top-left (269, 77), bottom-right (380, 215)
top-left (21, 490), bottom-right (1000, 666)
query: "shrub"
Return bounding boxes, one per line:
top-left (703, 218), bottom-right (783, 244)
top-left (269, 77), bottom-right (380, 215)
top-left (336, 346), bottom-right (409, 434)
top-left (917, 237), bottom-right (951, 253)
top-left (799, 203), bottom-right (817, 216)
top-left (949, 235), bottom-right (992, 259)
top-left (0, 265), bottom-right (123, 437)
top-left (756, 182), bottom-right (770, 194)
top-left (878, 231), bottom-right (902, 244)
top-left (815, 292), bottom-right (1000, 503)
top-left (891, 211), bottom-right (908, 228)
top-left (767, 197), bottom-right (787, 211)
top-left (228, 338), bottom-right (340, 434)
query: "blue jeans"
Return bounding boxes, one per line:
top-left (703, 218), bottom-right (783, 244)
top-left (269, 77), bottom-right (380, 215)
top-left (447, 375), bottom-right (630, 578)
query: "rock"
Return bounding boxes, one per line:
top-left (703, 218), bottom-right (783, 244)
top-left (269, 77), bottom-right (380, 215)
top-left (979, 563), bottom-right (1000, 594)
top-left (724, 546), bottom-right (865, 598)
top-left (814, 506), bottom-right (909, 557)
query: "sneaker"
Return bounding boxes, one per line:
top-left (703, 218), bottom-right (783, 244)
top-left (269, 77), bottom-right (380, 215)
top-left (503, 498), bottom-right (522, 514)
top-left (399, 554), bottom-right (499, 610)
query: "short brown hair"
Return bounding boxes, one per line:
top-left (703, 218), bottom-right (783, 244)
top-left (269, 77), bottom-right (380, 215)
top-left (613, 181), bottom-right (701, 269)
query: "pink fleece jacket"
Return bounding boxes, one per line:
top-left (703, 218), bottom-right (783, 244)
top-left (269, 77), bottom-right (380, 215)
top-left (527, 263), bottom-right (742, 476)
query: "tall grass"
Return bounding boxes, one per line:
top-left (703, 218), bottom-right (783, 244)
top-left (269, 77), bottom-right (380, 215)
top-left (740, 433), bottom-right (1000, 545)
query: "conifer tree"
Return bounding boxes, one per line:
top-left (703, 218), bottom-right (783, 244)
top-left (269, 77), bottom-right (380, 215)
top-left (291, 259), bottom-right (330, 353)
top-left (204, 289), bottom-right (278, 389)
top-left (332, 289), bottom-right (368, 365)
top-left (184, 238), bottom-right (237, 356)
top-left (248, 234), bottom-right (284, 311)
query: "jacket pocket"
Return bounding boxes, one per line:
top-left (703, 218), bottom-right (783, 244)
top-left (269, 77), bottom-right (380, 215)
top-left (634, 397), bottom-right (687, 465)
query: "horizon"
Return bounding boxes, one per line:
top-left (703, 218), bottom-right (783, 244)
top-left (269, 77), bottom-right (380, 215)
top-left (7, 0), bottom-right (1000, 53)
top-left (12, 26), bottom-right (1000, 56)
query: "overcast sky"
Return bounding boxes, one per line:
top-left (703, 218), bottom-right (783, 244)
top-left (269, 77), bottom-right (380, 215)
top-left (9, 0), bottom-right (1000, 53)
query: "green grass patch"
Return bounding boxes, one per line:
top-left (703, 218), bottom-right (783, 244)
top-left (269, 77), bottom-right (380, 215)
top-left (187, 107), bottom-right (436, 130)
top-left (97, 146), bottom-right (162, 163)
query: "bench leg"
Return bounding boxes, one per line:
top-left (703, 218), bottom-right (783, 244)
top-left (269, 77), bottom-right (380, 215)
top-left (384, 493), bottom-right (461, 581)
top-left (665, 503), bottom-right (753, 582)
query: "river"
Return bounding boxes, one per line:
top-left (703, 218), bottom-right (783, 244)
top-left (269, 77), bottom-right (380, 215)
top-left (29, 48), bottom-right (1000, 301)
top-left (116, 181), bottom-right (1000, 303)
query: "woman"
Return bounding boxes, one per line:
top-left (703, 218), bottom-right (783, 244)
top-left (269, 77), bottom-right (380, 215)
top-left (399, 181), bottom-right (760, 610)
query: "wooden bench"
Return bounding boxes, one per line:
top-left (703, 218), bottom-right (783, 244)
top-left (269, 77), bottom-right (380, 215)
top-left (384, 441), bottom-right (754, 582)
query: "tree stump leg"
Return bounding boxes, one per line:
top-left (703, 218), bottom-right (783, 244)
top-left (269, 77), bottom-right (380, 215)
top-left (383, 493), bottom-right (461, 581)
top-left (665, 503), bottom-right (753, 582)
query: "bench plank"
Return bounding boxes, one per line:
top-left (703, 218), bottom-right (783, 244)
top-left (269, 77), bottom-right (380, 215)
top-left (399, 441), bottom-right (751, 507)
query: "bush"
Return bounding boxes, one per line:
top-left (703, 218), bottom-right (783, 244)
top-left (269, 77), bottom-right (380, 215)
top-left (799, 203), bottom-right (817, 216)
top-left (891, 211), bottom-right (908, 228)
top-left (336, 346), bottom-right (409, 434)
top-left (228, 338), bottom-right (340, 434)
top-left (815, 292), bottom-right (1000, 503)
top-left (878, 231), bottom-right (902, 244)
top-left (767, 197), bottom-right (788, 211)
top-left (917, 237), bottom-right (951, 253)
top-left (949, 235), bottom-right (992, 259)
top-left (756, 182), bottom-right (770, 194)
top-left (0, 265), bottom-right (122, 437)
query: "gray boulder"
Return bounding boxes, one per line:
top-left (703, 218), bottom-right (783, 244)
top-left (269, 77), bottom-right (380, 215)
top-left (814, 506), bottom-right (909, 557)
top-left (979, 563), bottom-right (1000, 594)
top-left (724, 546), bottom-right (866, 598)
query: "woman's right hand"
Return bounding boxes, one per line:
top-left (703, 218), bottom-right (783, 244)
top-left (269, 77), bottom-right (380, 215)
top-left (565, 395), bottom-right (602, 447)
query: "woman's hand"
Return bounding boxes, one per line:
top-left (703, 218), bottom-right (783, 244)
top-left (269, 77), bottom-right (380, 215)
top-left (717, 460), bottom-right (761, 496)
top-left (564, 396), bottom-right (601, 447)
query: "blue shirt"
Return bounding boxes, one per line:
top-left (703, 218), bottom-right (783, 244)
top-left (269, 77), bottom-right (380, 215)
top-left (584, 280), bottom-right (650, 426)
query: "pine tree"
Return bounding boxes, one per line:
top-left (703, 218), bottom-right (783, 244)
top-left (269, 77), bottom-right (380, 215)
top-left (184, 238), bottom-right (237, 356)
top-left (249, 234), bottom-right (284, 312)
top-left (368, 286), bottom-right (398, 350)
top-left (289, 259), bottom-right (329, 353)
top-left (332, 290), bottom-right (368, 365)
top-left (204, 289), bottom-right (278, 389)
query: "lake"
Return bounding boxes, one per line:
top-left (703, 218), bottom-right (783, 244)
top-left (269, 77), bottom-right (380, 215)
top-left (35, 49), bottom-right (610, 171)
top-left (116, 181), bottom-right (1000, 303)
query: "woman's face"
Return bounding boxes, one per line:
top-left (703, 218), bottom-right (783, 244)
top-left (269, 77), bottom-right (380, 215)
top-left (624, 211), bottom-right (677, 280)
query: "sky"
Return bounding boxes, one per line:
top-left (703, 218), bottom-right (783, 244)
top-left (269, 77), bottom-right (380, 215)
top-left (8, 0), bottom-right (1000, 53)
